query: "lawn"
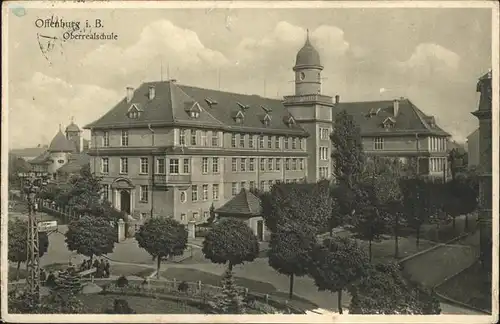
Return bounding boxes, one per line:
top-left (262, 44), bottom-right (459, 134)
top-left (400, 233), bottom-right (479, 288)
top-left (78, 294), bottom-right (204, 314)
top-left (160, 267), bottom-right (318, 310)
top-left (436, 261), bottom-right (492, 312)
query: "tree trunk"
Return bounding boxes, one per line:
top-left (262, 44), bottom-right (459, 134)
top-left (465, 213), bottom-right (469, 231)
top-left (156, 255), bottom-right (161, 279)
top-left (452, 215), bottom-right (456, 230)
top-left (368, 238), bottom-right (372, 262)
top-left (16, 261), bottom-right (21, 281)
top-left (228, 262), bottom-right (233, 272)
top-left (337, 290), bottom-right (343, 314)
top-left (289, 274), bottom-right (294, 300)
top-left (416, 226), bottom-right (420, 249)
top-left (394, 213), bottom-right (399, 259)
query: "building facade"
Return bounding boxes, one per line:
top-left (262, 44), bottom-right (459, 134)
top-left (467, 128), bottom-right (480, 167)
top-left (85, 33), bottom-right (449, 223)
top-left (334, 98), bottom-right (451, 177)
top-left (30, 121), bottom-right (90, 181)
top-left (471, 70), bottom-right (492, 269)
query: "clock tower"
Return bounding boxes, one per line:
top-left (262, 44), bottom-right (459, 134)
top-left (284, 30), bottom-right (334, 183)
top-left (293, 30), bottom-right (323, 95)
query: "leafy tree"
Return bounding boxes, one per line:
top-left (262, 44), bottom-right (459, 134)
top-left (209, 268), bottom-right (246, 314)
top-left (348, 181), bottom-right (392, 262)
top-left (61, 164), bottom-right (106, 218)
top-left (8, 218), bottom-right (49, 280)
top-left (65, 216), bottom-right (116, 262)
top-left (400, 177), bottom-right (433, 248)
top-left (135, 217), bottom-right (188, 278)
top-left (268, 222), bottom-right (317, 299)
top-left (308, 236), bottom-right (369, 314)
top-left (349, 262), bottom-right (441, 314)
top-left (260, 181), bottom-right (332, 234)
top-left (331, 110), bottom-right (365, 191)
top-left (362, 157), bottom-right (405, 258)
top-left (8, 153), bottom-right (32, 187)
top-left (202, 218), bottom-right (259, 271)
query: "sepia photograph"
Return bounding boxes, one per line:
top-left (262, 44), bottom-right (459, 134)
top-left (1, 1), bottom-right (498, 323)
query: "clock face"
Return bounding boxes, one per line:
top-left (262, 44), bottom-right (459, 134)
top-left (299, 72), bottom-right (305, 81)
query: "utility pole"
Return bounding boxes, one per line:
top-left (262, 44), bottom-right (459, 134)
top-left (18, 172), bottom-right (47, 303)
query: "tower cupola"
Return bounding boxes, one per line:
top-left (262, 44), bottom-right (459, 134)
top-left (293, 30), bottom-right (323, 95)
top-left (294, 31), bottom-right (323, 71)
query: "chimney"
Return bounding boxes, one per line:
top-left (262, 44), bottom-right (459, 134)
top-left (335, 95), bottom-right (340, 104)
top-left (148, 86), bottom-right (155, 100)
top-left (126, 87), bottom-right (134, 103)
top-left (393, 99), bottom-right (400, 117)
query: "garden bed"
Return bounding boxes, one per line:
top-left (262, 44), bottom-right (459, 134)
top-left (78, 294), bottom-right (205, 314)
top-left (436, 261), bottom-right (492, 312)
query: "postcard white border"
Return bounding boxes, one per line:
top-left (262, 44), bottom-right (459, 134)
top-left (1, 1), bottom-right (498, 323)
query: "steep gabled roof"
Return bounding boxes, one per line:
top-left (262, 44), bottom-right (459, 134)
top-left (48, 130), bottom-right (76, 153)
top-left (333, 98), bottom-right (450, 136)
top-left (215, 189), bottom-right (262, 216)
top-left (85, 81), bottom-right (308, 136)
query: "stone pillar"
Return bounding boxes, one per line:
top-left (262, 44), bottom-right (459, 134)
top-left (131, 188), bottom-right (136, 213)
top-left (187, 220), bottom-right (196, 239)
top-left (114, 189), bottom-right (121, 211)
top-left (472, 70), bottom-right (492, 272)
top-left (117, 219), bottom-right (126, 242)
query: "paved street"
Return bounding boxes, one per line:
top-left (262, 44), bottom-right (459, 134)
top-left (8, 210), bottom-right (486, 314)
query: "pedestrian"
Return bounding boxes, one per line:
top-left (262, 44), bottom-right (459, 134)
top-left (40, 269), bottom-right (46, 283)
top-left (104, 260), bottom-right (110, 278)
top-left (93, 258), bottom-right (99, 269)
top-left (33, 202), bottom-right (38, 214)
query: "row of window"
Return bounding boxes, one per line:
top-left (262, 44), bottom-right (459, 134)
top-left (229, 133), bottom-right (304, 150)
top-left (429, 157), bottom-right (447, 173)
top-left (101, 129), bottom-right (306, 150)
top-left (100, 157), bottom-right (306, 175)
top-left (231, 157), bottom-right (305, 172)
top-left (429, 137), bottom-right (447, 152)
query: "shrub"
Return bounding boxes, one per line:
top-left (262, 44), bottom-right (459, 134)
top-left (178, 281), bottom-right (189, 293)
top-left (116, 275), bottom-right (129, 288)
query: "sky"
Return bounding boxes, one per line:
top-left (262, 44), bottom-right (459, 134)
top-left (6, 5), bottom-right (493, 148)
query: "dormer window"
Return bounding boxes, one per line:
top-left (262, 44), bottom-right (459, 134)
top-left (382, 117), bottom-right (396, 129)
top-left (232, 110), bottom-right (245, 124)
top-left (283, 115), bottom-right (296, 127)
top-left (127, 103), bottom-right (143, 119)
top-left (263, 113), bottom-right (271, 126)
top-left (185, 102), bottom-right (202, 119)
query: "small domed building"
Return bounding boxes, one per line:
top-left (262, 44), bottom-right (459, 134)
top-left (30, 120), bottom-right (90, 181)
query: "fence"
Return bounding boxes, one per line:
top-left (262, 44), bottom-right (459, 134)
top-left (89, 277), bottom-right (304, 314)
top-left (37, 199), bottom-right (76, 224)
